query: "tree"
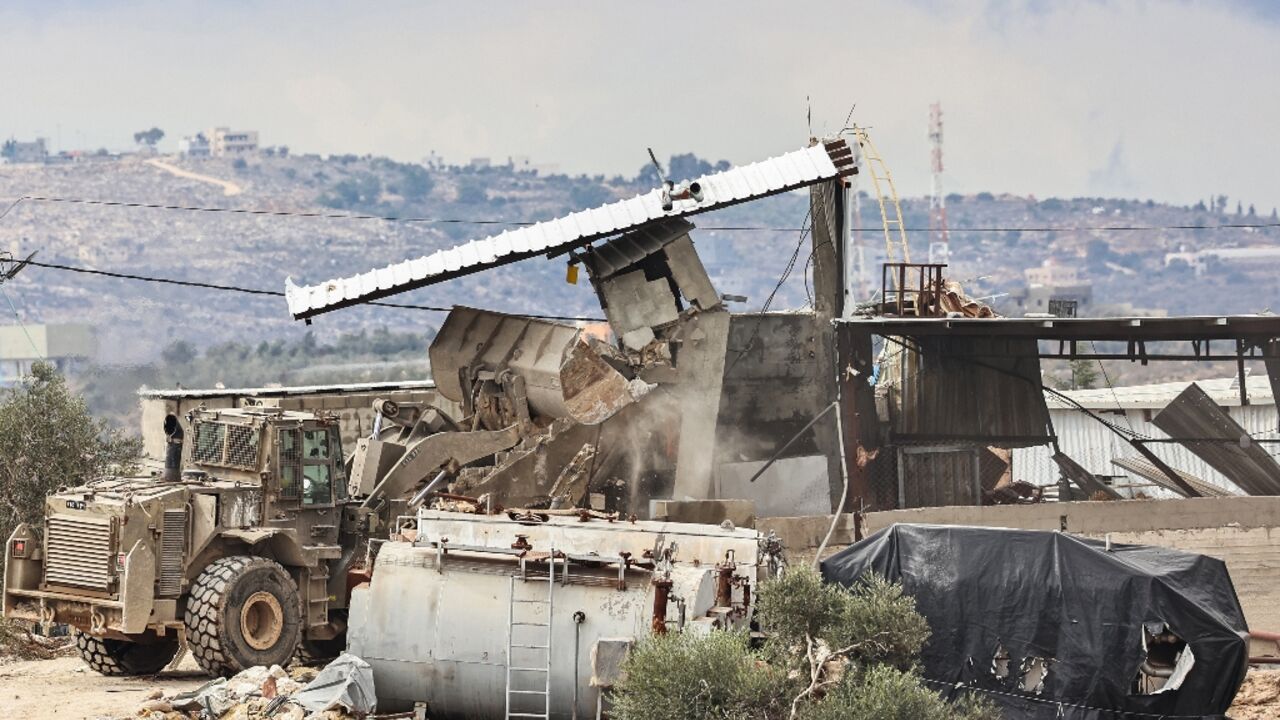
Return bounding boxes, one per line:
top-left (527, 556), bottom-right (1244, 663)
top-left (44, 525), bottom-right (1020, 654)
top-left (161, 339), bottom-right (198, 366)
top-left (0, 362), bottom-right (141, 542)
top-left (132, 127), bottom-right (165, 147)
top-left (1070, 359), bottom-right (1100, 390)
top-left (611, 568), bottom-right (993, 720)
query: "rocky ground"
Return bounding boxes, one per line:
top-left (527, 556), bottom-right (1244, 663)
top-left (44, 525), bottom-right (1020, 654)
top-left (1230, 668), bottom-right (1280, 720)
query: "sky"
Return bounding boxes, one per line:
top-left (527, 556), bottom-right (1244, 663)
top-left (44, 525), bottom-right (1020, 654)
top-left (2, 0), bottom-right (1279, 208)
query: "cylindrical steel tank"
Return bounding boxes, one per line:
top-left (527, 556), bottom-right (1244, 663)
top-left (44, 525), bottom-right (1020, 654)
top-left (347, 510), bottom-right (763, 718)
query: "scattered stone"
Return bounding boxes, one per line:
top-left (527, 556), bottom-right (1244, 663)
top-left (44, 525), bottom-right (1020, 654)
top-left (136, 698), bottom-right (171, 713)
top-left (1230, 669), bottom-right (1280, 720)
top-left (143, 688), bottom-right (164, 701)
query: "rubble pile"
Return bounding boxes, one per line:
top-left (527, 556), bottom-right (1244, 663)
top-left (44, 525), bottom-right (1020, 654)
top-left (124, 654), bottom-right (378, 720)
top-left (1229, 669), bottom-right (1280, 720)
top-left (0, 619), bottom-right (74, 662)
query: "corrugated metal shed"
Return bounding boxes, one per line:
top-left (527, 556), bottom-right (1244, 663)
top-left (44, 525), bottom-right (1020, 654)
top-left (879, 336), bottom-right (1053, 446)
top-left (1049, 375), bottom-right (1273, 409)
top-left (1013, 377), bottom-right (1279, 495)
top-left (286, 140), bottom-right (856, 319)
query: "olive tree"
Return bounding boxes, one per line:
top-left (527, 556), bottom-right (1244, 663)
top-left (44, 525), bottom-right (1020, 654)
top-left (611, 567), bottom-right (997, 720)
top-left (0, 361), bottom-right (140, 542)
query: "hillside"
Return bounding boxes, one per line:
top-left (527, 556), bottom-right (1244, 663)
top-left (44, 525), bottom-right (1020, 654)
top-left (2, 149), bottom-right (1278, 366)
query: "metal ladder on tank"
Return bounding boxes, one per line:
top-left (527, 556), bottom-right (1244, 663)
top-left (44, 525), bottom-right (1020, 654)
top-left (505, 549), bottom-right (556, 720)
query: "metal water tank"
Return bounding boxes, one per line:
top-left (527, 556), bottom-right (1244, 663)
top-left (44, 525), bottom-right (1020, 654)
top-left (347, 510), bottom-right (764, 718)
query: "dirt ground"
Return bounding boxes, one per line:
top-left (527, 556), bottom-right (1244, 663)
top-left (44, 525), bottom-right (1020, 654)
top-left (1230, 668), bottom-right (1280, 720)
top-left (0, 655), bottom-right (207, 720)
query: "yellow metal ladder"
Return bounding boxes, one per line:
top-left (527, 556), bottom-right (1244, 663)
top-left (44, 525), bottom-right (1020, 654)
top-left (853, 127), bottom-right (911, 269)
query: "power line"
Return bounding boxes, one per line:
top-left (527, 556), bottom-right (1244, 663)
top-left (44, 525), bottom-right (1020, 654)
top-left (20, 259), bottom-right (605, 323)
top-left (725, 210), bottom-right (813, 376)
top-left (1, 286), bottom-right (44, 359)
top-left (14, 195), bottom-right (526, 227)
top-left (7, 194), bottom-right (1280, 234)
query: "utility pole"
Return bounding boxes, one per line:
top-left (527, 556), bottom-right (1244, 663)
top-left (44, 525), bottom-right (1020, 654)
top-left (927, 102), bottom-right (950, 267)
top-left (843, 137), bottom-right (868, 316)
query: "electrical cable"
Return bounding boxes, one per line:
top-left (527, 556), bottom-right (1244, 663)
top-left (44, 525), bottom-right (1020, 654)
top-left (19, 259), bottom-right (605, 323)
top-left (1088, 340), bottom-right (1136, 435)
top-left (1, 286), bottom-right (45, 359)
top-left (723, 210), bottom-right (812, 376)
top-left (7, 194), bottom-right (1280, 234)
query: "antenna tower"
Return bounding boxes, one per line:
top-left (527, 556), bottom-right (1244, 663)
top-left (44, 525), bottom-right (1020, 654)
top-left (927, 102), bottom-right (950, 266)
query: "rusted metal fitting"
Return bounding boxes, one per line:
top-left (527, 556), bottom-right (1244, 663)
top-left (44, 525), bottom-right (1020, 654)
top-left (511, 534), bottom-right (532, 551)
top-left (651, 576), bottom-right (674, 634)
top-left (715, 562), bottom-right (735, 608)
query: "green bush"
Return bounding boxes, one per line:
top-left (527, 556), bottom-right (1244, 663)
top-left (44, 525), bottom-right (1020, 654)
top-left (0, 362), bottom-right (140, 542)
top-left (610, 631), bottom-right (787, 720)
top-left (611, 567), bottom-right (996, 720)
top-left (757, 568), bottom-right (929, 671)
top-left (799, 665), bottom-right (998, 720)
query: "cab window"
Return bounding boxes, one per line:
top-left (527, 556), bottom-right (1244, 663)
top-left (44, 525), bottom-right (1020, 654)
top-left (301, 429), bottom-right (332, 505)
top-left (279, 429), bottom-right (301, 500)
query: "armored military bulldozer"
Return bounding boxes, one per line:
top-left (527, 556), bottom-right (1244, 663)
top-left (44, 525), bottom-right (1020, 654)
top-left (3, 407), bottom-right (366, 676)
top-left (2, 310), bottom-right (643, 679)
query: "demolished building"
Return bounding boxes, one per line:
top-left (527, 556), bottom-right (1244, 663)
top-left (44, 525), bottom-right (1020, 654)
top-left (285, 140), bottom-right (859, 519)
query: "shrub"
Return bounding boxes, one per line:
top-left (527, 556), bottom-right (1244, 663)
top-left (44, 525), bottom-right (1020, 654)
top-left (0, 362), bottom-right (140, 542)
top-left (610, 631), bottom-right (786, 720)
top-left (799, 665), bottom-right (998, 720)
top-left (611, 567), bottom-right (993, 720)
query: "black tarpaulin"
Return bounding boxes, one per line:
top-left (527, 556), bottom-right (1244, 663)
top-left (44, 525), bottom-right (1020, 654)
top-left (820, 524), bottom-right (1249, 719)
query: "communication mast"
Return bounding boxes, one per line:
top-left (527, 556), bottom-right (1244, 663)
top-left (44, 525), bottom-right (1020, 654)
top-left (927, 102), bottom-right (950, 266)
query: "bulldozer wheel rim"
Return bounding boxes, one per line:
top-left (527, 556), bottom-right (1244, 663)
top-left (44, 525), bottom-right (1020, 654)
top-left (240, 591), bottom-right (284, 651)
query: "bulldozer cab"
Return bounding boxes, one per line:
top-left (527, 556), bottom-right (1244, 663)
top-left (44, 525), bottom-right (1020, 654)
top-left (187, 407), bottom-right (347, 515)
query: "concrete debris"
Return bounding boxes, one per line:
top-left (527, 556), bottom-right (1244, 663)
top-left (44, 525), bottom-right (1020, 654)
top-left (135, 661), bottom-right (360, 720)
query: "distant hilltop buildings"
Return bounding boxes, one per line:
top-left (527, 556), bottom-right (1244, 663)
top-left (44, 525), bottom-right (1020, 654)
top-left (1, 137), bottom-right (48, 163)
top-left (1, 125), bottom-right (263, 163)
top-left (179, 127), bottom-right (260, 157)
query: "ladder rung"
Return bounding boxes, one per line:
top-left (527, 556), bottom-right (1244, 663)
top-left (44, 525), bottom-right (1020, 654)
top-left (512, 621), bottom-right (550, 627)
top-left (510, 666), bottom-right (550, 672)
top-left (512, 599), bottom-right (548, 604)
top-left (508, 714), bottom-right (549, 719)
top-left (512, 643), bottom-right (550, 649)
top-left (509, 689), bottom-right (548, 695)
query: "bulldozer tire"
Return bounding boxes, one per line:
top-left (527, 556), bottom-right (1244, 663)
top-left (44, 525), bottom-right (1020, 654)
top-left (75, 630), bottom-right (179, 676)
top-left (293, 635), bottom-right (345, 666)
top-left (185, 555), bottom-right (302, 677)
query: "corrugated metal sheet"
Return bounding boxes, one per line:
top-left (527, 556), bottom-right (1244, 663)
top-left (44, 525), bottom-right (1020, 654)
top-left (1047, 375), bottom-right (1273, 410)
top-left (1151, 383), bottom-right (1280, 495)
top-left (879, 336), bottom-right (1053, 446)
top-left (286, 140), bottom-right (857, 319)
top-left (579, 218), bottom-right (694, 280)
top-left (1013, 402), bottom-right (1279, 496)
top-left (1110, 457), bottom-right (1237, 498)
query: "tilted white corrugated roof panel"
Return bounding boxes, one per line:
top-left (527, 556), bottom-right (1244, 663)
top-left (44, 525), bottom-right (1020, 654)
top-left (286, 139), bottom-right (856, 319)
